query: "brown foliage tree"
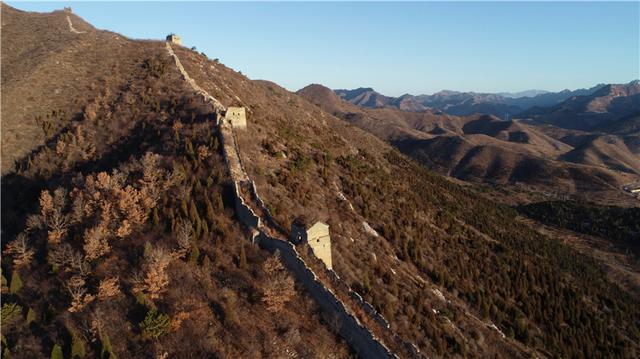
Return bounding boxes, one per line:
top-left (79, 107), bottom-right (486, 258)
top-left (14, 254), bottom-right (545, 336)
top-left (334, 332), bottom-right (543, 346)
top-left (5, 233), bottom-right (35, 267)
top-left (261, 252), bottom-right (295, 313)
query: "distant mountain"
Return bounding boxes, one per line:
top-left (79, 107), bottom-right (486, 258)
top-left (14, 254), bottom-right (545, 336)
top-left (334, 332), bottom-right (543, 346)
top-left (520, 81), bottom-right (640, 130)
top-left (498, 89), bottom-right (549, 98)
top-left (334, 87), bottom-right (392, 108)
top-left (299, 83), bottom-right (640, 204)
top-left (333, 84), bottom-right (610, 119)
top-left (508, 84), bottom-right (606, 110)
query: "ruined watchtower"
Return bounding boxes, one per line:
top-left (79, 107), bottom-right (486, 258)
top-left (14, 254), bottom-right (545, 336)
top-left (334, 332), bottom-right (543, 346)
top-left (226, 107), bottom-right (247, 129)
top-left (291, 218), bottom-right (332, 269)
top-left (166, 34), bottom-right (182, 46)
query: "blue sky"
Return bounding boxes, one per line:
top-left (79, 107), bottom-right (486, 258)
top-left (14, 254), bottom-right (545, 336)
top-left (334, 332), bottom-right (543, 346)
top-left (8, 1), bottom-right (640, 96)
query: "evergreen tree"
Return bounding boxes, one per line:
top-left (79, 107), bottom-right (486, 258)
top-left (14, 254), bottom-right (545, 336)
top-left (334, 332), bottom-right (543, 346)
top-left (100, 333), bottom-right (116, 359)
top-left (152, 207), bottom-right (160, 228)
top-left (50, 344), bottom-right (63, 359)
top-left (26, 307), bottom-right (36, 325)
top-left (206, 198), bottom-right (216, 224)
top-left (189, 243), bottom-right (200, 265)
top-left (239, 244), bottom-right (247, 269)
top-left (71, 334), bottom-right (86, 358)
top-left (201, 221), bottom-right (209, 241)
top-left (9, 271), bottom-right (23, 294)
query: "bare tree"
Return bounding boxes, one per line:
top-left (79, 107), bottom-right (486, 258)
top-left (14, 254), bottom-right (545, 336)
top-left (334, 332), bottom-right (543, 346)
top-left (67, 275), bottom-right (95, 313)
top-left (5, 233), bottom-right (35, 267)
top-left (47, 209), bottom-right (70, 244)
top-left (48, 243), bottom-right (75, 271)
top-left (175, 219), bottom-right (193, 259)
top-left (71, 250), bottom-right (90, 277)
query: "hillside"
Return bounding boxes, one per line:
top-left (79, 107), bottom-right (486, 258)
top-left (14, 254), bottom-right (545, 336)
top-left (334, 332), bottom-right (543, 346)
top-left (175, 51), bottom-right (640, 357)
top-left (1, 5), bottom-right (351, 358)
top-left (0, 5), bottom-right (152, 174)
top-left (3, 5), bottom-right (640, 359)
top-left (299, 84), bottom-right (639, 204)
top-left (521, 81), bottom-right (640, 130)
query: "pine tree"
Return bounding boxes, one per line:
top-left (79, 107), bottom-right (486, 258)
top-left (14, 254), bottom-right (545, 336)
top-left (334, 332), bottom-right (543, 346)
top-left (10, 271), bottom-right (23, 294)
top-left (189, 243), bottom-right (200, 265)
top-left (1, 270), bottom-right (8, 293)
top-left (189, 200), bottom-right (199, 222)
top-left (100, 333), bottom-right (116, 359)
top-left (239, 244), bottom-right (247, 269)
top-left (50, 344), bottom-right (63, 359)
top-left (216, 193), bottom-right (224, 211)
top-left (70, 333), bottom-right (86, 358)
top-left (152, 207), bottom-right (160, 228)
top-left (201, 221), bottom-right (209, 241)
top-left (205, 198), bottom-right (216, 224)
top-left (26, 307), bottom-right (36, 325)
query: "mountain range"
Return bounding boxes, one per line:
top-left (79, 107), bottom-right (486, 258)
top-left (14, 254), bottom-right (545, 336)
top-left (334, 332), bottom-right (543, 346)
top-left (300, 84), bottom-right (640, 205)
top-left (334, 82), bottom-right (634, 119)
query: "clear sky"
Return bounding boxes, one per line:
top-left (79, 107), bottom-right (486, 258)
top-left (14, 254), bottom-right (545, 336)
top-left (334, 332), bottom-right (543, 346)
top-left (8, 1), bottom-right (640, 96)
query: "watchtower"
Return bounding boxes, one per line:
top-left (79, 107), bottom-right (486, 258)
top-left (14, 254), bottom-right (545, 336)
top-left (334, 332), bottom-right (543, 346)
top-left (166, 34), bottom-right (182, 46)
top-left (226, 107), bottom-right (247, 129)
top-left (291, 218), bottom-right (332, 269)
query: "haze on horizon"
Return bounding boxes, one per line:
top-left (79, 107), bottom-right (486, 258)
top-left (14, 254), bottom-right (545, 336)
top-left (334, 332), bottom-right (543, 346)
top-left (9, 1), bottom-right (640, 97)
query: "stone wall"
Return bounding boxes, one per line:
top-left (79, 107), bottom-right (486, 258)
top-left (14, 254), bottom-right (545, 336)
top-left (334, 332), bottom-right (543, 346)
top-left (165, 43), bottom-right (226, 112)
top-left (166, 43), bottom-right (403, 358)
top-left (233, 182), bottom-right (261, 229)
top-left (255, 233), bottom-right (396, 359)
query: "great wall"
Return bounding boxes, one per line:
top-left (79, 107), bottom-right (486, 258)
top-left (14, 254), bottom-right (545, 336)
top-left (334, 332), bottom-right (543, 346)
top-left (165, 42), bottom-right (424, 359)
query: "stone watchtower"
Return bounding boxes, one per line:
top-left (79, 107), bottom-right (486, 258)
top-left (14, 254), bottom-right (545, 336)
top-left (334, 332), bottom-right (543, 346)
top-left (166, 34), bottom-right (182, 45)
top-left (291, 218), bottom-right (332, 269)
top-left (226, 107), bottom-right (247, 129)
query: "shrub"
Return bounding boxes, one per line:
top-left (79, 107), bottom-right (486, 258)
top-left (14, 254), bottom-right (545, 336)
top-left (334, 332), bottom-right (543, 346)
top-left (1, 303), bottom-right (23, 328)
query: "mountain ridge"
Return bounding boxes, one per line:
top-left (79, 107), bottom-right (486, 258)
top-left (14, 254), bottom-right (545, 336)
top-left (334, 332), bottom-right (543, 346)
top-left (333, 82), bottom-right (629, 119)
